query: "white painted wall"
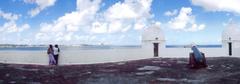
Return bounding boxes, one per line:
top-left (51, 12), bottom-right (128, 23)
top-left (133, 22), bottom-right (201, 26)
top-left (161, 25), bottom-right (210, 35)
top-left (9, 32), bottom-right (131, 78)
top-left (0, 48), bottom-right (152, 65)
top-left (59, 48), bottom-right (152, 65)
top-left (0, 51), bottom-right (48, 65)
top-left (0, 38), bottom-right (239, 65)
top-left (0, 46), bottom-right (237, 65)
top-left (159, 48), bottom-right (228, 58)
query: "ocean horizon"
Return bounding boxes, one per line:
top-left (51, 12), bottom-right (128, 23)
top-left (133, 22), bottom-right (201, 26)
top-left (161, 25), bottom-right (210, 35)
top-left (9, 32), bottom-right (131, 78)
top-left (0, 44), bottom-right (222, 51)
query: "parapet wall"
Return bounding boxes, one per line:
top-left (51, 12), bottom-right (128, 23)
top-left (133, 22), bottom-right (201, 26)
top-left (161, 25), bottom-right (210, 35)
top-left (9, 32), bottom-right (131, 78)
top-left (159, 48), bottom-right (228, 58)
top-left (0, 47), bottom-right (239, 65)
top-left (0, 48), bottom-right (151, 65)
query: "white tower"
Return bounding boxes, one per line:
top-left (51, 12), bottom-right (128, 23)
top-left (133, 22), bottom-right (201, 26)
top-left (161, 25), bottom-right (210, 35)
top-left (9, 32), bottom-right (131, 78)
top-left (222, 22), bottom-right (240, 56)
top-left (142, 24), bottom-right (165, 57)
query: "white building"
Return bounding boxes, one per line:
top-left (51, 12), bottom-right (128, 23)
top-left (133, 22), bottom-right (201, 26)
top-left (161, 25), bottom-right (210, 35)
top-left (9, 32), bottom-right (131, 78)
top-left (142, 24), bottom-right (165, 57)
top-left (222, 22), bottom-right (240, 56)
top-left (141, 22), bottom-right (240, 57)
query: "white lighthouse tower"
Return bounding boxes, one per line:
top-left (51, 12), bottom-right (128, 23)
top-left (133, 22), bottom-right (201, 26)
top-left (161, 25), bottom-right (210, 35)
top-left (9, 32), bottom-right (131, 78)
top-left (222, 22), bottom-right (240, 56)
top-left (142, 24), bottom-right (165, 57)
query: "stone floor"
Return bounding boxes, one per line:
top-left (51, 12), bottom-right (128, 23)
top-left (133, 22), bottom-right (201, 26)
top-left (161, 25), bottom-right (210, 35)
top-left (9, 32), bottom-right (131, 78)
top-left (0, 57), bottom-right (240, 84)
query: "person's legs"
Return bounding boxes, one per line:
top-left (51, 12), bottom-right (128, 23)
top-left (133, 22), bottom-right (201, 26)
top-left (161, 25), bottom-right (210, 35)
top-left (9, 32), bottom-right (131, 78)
top-left (54, 55), bottom-right (59, 65)
top-left (56, 55), bottom-right (59, 65)
top-left (49, 54), bottom-right (52, 65)
top-left (49, 55), bottom-right (56, 65)
top-left (52, 55), bottom-right (56, 65)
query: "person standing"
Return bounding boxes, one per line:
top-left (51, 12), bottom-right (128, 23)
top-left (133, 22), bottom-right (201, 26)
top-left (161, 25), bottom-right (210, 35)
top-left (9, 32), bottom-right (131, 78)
top-left (53, 44), bottom-right (60, 65)
top-left (47, 45), bottom-right (56, 65)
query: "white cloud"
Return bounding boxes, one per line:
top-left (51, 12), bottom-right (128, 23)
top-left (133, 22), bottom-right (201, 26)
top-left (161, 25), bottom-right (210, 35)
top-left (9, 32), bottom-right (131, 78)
top-left (108, 21), bottom-right (123, 33)
top-left (76, 0), bottom-right (101, 11)
top-left (134, 21), bottom-right (146, 30)
top-left (164, 9), bottom-right (178, 16)
top-left (35, 32), bottom-right (50, 41)
top-left (186, 24), bottom-right (205, 32)
top-left (36, 0), bottom-right (154, 44)
top-left (103, 0), bottom-right (153, 32)
top-left (168, 7), bottom-right (193, 30)
top-left (24, 0), bottom-right (56, 17)
top-left (198, 24), bottom-right (205, 30)
top-left (191, 0), bottom-right (240, 14)
top-left (36, 0), bottom-right (102, 42)
top-left (39, 0), bottom-right (101, 33)
top-left (154, 21), bottom-right (161, 27)
top-left (63, 32), bottom-right (73, 41)
top-left (105, 3), bottom-right (138, 19)
top-left (66, 25), bottom-right (79, 32)
top-left (0, 10), bottom-right (30, 33)
top-left (0, 10), bottom-right (20, 21)
top-left (91, 21), bottom-right (108, 33)
top-left (122, 25), bottom-right (131, 32)
top-left (168, 7), bottom-right (205, 32)
top-left (105, 0), bottom-right (153, 20)
top-left (0, 10), bottom-right (30, 44)
top-left (1, 22), bottom-right (30, 33)
top-left (1, 22), bottom-right (18, 33)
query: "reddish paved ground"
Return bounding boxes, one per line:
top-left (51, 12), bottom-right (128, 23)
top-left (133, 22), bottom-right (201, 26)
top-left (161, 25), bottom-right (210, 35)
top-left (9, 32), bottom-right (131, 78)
top-left (0, 57), bottom-right (240, 84)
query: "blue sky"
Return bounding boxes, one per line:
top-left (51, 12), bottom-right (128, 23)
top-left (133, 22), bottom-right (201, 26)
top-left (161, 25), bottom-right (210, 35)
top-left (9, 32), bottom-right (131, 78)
top-left (0, 0), bottom-right (240, 45)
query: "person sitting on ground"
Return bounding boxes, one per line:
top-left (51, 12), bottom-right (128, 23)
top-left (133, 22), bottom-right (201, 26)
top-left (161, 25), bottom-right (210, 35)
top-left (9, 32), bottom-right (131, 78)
top-left (189, 45), bottom-right (207, 68)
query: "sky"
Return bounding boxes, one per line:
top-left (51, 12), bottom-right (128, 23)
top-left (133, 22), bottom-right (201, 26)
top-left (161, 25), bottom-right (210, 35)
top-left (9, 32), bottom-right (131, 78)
top-left (0, 0), bottom-right (240, 45)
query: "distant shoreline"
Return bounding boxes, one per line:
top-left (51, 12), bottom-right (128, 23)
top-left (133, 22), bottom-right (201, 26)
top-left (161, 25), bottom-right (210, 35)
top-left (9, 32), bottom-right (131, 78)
top-left (0, 44), bottom-right (222, 51)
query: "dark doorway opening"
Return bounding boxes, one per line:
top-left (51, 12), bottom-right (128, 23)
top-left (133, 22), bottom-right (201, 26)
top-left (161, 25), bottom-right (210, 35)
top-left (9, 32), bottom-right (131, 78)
top-left (228, 42), bottom-right (232, 56)
top-left (153, 43), bottom-right (159, 57)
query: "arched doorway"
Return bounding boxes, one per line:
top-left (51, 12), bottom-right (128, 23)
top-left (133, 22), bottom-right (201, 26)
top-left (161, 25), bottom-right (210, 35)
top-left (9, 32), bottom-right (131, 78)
top-left (228, 37), bottom-right (232, 56)
top-left (153, 43), bottom-right (159, 57)
top-left (228, 42), bottom-right (232, 56)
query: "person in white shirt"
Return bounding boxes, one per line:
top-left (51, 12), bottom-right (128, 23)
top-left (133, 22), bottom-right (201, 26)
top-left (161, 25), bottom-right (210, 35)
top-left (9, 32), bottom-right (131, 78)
top-left (53, 44), bottom-right (60, 65)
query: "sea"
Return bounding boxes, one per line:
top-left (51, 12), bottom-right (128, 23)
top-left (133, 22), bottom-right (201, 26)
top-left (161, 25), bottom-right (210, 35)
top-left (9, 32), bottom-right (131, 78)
top-left (0, 45), bottom-right (222, 51)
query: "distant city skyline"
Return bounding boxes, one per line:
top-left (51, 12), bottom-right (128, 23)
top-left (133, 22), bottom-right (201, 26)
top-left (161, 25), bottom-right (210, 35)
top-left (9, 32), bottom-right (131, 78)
top-left (0, 0), bottom-right (240, 45)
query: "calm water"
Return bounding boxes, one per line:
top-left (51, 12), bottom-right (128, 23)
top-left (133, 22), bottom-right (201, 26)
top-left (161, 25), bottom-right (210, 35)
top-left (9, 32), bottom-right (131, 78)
top-left (0, 45), bottom-right (222, 51)
top-left (0, 45), bottom-right (141, 51)
top-left (166, 45), bottom-right (222, 48)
